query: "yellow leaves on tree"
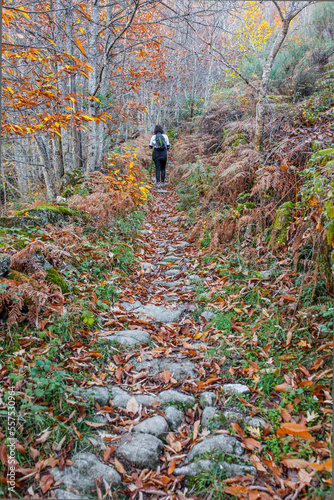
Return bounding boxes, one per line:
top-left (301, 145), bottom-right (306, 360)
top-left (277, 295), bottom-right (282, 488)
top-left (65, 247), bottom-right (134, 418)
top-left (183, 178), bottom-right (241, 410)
top-left (235, 1), bottom-right (273, 55)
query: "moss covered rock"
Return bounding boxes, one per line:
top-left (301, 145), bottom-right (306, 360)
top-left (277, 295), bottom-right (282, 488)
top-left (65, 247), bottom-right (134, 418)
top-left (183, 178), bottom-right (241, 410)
top-left (15, 205), bottom-right (74, 225)
top-left (270, 202), bottom-right (295, 249)
top-left (7, 270), bottom-right (32, 283)
top-left (0, 254), bottom-right (11, 277)
top-left (0, 216), bottom-right (43, 228)
top-left (46, 268), bottom-right (70, 293)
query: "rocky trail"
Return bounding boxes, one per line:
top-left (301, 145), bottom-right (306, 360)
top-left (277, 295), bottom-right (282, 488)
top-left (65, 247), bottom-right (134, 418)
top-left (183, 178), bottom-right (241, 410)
top-left (53, 187), bottom-right (261, 500)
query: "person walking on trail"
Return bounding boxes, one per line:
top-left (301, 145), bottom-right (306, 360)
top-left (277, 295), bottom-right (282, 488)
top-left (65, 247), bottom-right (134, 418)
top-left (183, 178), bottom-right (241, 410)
top-left (149, 125), bottom-right (170, 188)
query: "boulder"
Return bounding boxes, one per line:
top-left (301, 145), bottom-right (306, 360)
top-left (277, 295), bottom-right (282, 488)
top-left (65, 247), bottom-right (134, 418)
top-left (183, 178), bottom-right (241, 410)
top-left (186, 435), bottom-right (244, 462)
top-left (174, 459), bottom-right (256, 477)
top-left (158, 390), bottom-right (195, 406)
top-left (117, 433), bottom-right (163, 468)
top-left (104, 329), bottom-right (151, 346)
top-left (0, 254), bottom-right (11, 277)
top-left (134, 358), bottom-right (196, 382)
top-left (122, 300), bottom-right (185, 324)
top-left (133, 416), bottom-right (168, 437)
top-left (74, 386), bottom-right (110, 406)
top-left (55, 490), bottom-right (88, 500)
top-left (51, 452), bottom-right (120, 492)
top-left (15, 205), bottom-right (74, 225)
top-left (164, 406), bottom-right (183, 430)
top-left (223, 384), bottom-right (250, 396)
top-left (0, 216), bottom-right (43, 228)
top-left (200, 391), bottom-right (216, 408)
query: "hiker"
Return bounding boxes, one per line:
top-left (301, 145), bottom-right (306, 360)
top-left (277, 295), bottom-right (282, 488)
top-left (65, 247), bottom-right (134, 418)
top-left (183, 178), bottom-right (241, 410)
top-left (149, 125), bottom-right (170, 188)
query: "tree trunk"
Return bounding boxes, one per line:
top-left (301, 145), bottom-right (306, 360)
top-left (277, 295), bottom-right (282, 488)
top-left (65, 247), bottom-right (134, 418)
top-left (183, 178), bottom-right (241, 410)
top-left (254, 19), bottom-right (290, 154)
top-left (35, 134), bottom-right (58, 198)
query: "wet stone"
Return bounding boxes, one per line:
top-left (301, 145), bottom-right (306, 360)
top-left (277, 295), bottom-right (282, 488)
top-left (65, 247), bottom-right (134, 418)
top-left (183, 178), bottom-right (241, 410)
top-left (133, 415), bottom-right (168, 437)
top-left (104, 329), bottom-right (151, 346)
top-left (164, 406), bottom-right (183, 430)
top-left (74, 386), bottom-right (110, 406)
top-left (118, 433), bottom-right (163, 468)
top-left (52, 452), bottom-right (121, 492)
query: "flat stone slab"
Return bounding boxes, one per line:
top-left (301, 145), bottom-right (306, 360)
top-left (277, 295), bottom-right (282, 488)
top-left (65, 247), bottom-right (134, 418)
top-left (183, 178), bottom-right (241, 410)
top-left (223, 383), bottom-right (250, 396)
top-left (174, 459), bottom-right (256, 477)
top-left (201, 310), bottom-right (215, 321)
top-left (121, 300), bottom-right (185, 323)
top-left (186, 435), bottom-right (244, 462)
top-left (134, 415), bottom-right (168, 437)
top-left (142, 262), bottom-right (158, 270)
top-left (158, 390), bottom-right (195, 406)
top-left (175, 242), bottom-right (190, 248)
top-left (52, 452), bottom-right (120, 491)
top-left (104, 329), bottom-right (151, 346)
top-left (118, 433), bottom-right (163, 468)
top-left (164, 406), bottom-right (183, 430)
top-left (74, 386), bottom-right (110, 406)
top-left (165, 269), bottom-right (181, 276)
top-left (134, 358), bottom-right (196, 382)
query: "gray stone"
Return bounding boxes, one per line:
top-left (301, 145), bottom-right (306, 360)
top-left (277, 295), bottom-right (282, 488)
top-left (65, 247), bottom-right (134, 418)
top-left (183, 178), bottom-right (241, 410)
top-left (164, 406), bottom-right (183, 430)
top-left (74, 386), bottom-right (110, 406)
top-left (165, 269), bottom-right (181, 276)
top-left (223, 384), bottom-right (250, 396)
top-left (134, 416), bottom-right (168, 437)
top-left (174, 459), bottom-right (256, 477)
top-left (52, 452), bottom-right (121, 491)
top-left (134, 394), bottom-right (157, 407)
top-left (156, 189), bottom-right (169, 193)
top-left (246, 416), bottom-right (266, 428)
top-left (121, 300), bottom-right (142, 311)
top-left (201, 406), bottom-right (219, 428)
top-left (167, 246), bottom-right (176, 252)
top-left (201, 310), bottom-right (215, 321)
top-left (189, 274), bottom-right (201, 281)
top-left (142, 262), bottom-right (157, 270)
top-left (200, 392), bottom-right (216, 408)
top-left (118, 433), bottom-right (163, 468)
top-left (92, 414), bottom-right (109, 424)
top-left (186, 435), bottom-right (244, 463)
top-left (201, 407), bottom-right (266, 430)
top-left (257, 269), bottom-right (276, 280)
top-left (0, 216), bottom-right (43, 228)
top-left (162, 256), bottom-right (180, 262)
top-left (152, 281), bottom-right (179, 288)
top-left (110, 386), bottom-right (131, 408)
top-left (140, 229), bottom-right (151, 235)
top-left (134, 303), bottom-right (185, 323)
top-left (0, 254), bottom-right (11, 277)
top-left (158, 390), bottom-right (195, 406)
top-left (55, 490), bottom-right (89, 500)
top-left (167, 216), bottom-right (181, 222)
top-left (134, 358), bottom-right (196, 382)
top-left (104, 329), bottom-right (151, 346)
top-left (88, 436), bottom-right (108, 451)
top-left (175, 242), bottom-right (190, 248)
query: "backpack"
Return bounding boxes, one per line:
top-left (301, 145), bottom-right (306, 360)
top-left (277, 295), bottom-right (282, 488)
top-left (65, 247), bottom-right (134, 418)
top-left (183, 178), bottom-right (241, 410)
top-left (154, 133), bottom-right (167, 150)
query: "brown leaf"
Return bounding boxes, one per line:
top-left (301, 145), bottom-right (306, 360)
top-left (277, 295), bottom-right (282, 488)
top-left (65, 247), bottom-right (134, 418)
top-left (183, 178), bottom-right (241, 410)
top-left (84, 421), bottom-right (107, 428)
top-left (276, 423), bottom-right (313, 441)
top-left (274, 383), bottom-right (293, 393)
top-left (29, 446), bottom-right (39, 460)
top-left (103, 445), bottom-right (115, 462)
top-left (39, 474), bottom-right (54, 493)
top-left (156, 370), bottom-right (171, 384)
top-left (114, 458), bottom-right (126, 475)
top-left (0, 443), bottom-right (7, 465)
top-left (193, 420), bottom-right (200, 441)
top-left (280, 457), bottom-right (311, 469)
top-left (35, 430), bottom-right (51, 444)
top-left (250, 454), bottom-right (266, 472)
top-left (231, 423), bottom-right (245, 439)
top-left (243, 438), bottom-right (261, 451)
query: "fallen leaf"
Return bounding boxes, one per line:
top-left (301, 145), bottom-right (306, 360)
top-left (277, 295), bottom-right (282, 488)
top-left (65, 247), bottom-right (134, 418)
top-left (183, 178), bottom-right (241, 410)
top-left (277, 423), bottom-right (313, 441)
top-left (250, 454), bottom-right (266, 472)
top-left (126, 397), bottom-right (139, 414)
top-left (114, 458), bottom-right (126, 475)
top-left (39, 474), bottom-right (54, 493)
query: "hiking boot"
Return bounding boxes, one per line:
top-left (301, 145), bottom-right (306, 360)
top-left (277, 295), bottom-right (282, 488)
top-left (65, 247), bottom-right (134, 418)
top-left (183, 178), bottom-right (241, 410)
top-left (161, 182), bottom-right (165, 188)
top-left (155, 182), bottom-right (160, 189)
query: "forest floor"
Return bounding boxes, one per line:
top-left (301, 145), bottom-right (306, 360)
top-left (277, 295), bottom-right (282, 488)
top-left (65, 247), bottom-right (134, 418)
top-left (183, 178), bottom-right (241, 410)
top-left (49, 183), bottom-right (331, 500)
top-left (1, 180), bottom-right (332, 500)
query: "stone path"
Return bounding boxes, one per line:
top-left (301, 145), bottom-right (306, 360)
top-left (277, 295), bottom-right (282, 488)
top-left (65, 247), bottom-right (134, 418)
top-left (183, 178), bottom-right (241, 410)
top-left (54, 187), bottom-right (258, 499)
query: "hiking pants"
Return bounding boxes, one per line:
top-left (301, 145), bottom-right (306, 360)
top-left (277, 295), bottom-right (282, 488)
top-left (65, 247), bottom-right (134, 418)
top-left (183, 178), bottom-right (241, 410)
top-left (154, 157), bottom-right (167, 183)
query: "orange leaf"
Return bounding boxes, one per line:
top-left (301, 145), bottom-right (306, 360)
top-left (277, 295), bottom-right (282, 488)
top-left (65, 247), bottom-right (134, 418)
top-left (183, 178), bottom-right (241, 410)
top-left (114, 458), bottom-right (126, 475)
top-left (168, 457), bottom-right (177, 475)
top-left (74, 37), bottom-right (86, 56)
top-left (280, 457), bottom-right (311, 469)
top-left (243, 437), bottom-right (261, 451)
top-left (308, 458), bottom-right (332, 472)
top-left (274, 383), bottom-right (293, 393)
top-left (276, 423), bottom-right (313, 441)
top-left (250, 454), bottom-right (266, 472)
top-left (231, 423), bottom-right (245, 439)
top-left (39, 474), bottom-right (54, 493)
top-left (193, 420), bottom-right (200, 441)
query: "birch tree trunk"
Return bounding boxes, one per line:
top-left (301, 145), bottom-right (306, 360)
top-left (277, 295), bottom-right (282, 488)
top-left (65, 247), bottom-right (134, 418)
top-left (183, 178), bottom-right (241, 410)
top-left (86, 0), bottom-right (99, 172)
top-left (35, 134), bottom-right (58, 198)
